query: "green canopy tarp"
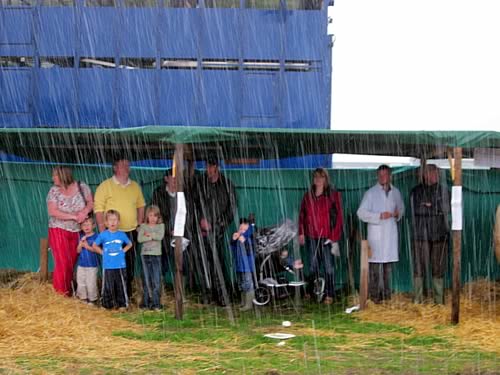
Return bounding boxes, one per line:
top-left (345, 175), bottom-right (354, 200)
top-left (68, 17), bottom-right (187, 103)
top-left (1, 127), bottom-right (500, 163)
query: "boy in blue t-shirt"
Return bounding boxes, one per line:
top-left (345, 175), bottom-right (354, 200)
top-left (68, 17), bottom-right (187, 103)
top-left (93, 210), bottom-right (132, 310)
top-left (76, 216), bottom-right (100, 305)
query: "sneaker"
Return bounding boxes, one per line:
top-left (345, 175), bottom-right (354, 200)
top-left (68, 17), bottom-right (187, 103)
top-left (87, 301), bottom-right (97, 307)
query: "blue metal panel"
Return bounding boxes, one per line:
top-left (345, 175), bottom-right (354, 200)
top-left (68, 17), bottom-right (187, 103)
top-left (0, 71), bottom-right (31, 113)
top-left (241, 72), bottom-right (278, 128)
top-left (283, 70), bottom-right (325, 128)
top-left (117, 70), bottom-right (157, 127)
top-left (243, 10), bottom-right (283, 59)
top-left (78, 69), bottom-right (114, 127)
top-left (199, 70), bottom-right (239, 126)
top-left (35, 69), bottom-right (77, 126)
top-left (285, 11), bottom-right (323, 60)
top-left (119, 8), bottom-right (157, 57)
top-left (0, 113), bottom-right (32, 127)
top-left (80, 7), bottom-right (117, 57)
top-left (0, 8), bottom-right (33, 45)
top-left (159, 70), bottom-right (197, 125)
top-left (159, 9), bottom-right (198, 58)
top-left (0, 45), bottom-right (34, 57)
top-left (37, 7), bottom-right (76, 56)
top-left (199, 9), bottom-right (239, 58)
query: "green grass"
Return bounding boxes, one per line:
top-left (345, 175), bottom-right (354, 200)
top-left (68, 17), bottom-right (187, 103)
top-left (3, 301), bottom-right (499, 374)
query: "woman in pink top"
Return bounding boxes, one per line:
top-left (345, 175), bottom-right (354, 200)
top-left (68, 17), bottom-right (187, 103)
top-left (46, 166), bottom-right (93, 296)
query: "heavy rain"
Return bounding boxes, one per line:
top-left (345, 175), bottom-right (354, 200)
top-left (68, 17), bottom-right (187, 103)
top-left (0, 0), bottom-right (499, 373)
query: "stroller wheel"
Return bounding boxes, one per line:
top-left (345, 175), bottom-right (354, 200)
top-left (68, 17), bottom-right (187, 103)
top-left (253, 287), bottom-right (271, 306)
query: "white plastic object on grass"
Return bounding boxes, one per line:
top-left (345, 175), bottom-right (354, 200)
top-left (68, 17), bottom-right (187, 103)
top-left (282, 321), bottom-right (292, 327)
top-left (264, 333), bottom-right (296, 340)
top-left (345, 304), bottom-right (360, 314)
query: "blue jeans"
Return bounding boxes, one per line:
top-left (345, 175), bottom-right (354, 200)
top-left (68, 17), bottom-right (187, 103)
top-left (141, 255), bottom-right (162, 309)
top-left (237, 272), bottom-right (254, 293)
top-left (306, 238), bottom-right (335, 298)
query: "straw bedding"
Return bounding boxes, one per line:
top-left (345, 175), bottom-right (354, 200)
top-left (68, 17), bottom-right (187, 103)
top-left (357, 279), bottom-right (500, 354)
top-left (1, 272), bottom-right (499, 371)
top-left (0, 273), bottom-right (212, 370)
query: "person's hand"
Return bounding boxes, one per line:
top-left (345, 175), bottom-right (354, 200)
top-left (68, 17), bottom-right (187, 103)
top-left (232, 232), bottom-right (239, 240)
top-left (76, 211), bottom-right (87, 223)
top-left (298, 234), bottom-right (305, 246)
top-left (293, 259), bottom-right (304, 269)
top-left (200, 218), bottom-right (211, 232)
top-left (238, 235), bottom-right (245, 243)
top-left (380, 211), bottom-right (392, 220)
top-left (330, 242), bottom-right (340, 257)
top-left (143, 231), bottom-right (151, 237)
top-left (393, 209), bottom-right (399, 218)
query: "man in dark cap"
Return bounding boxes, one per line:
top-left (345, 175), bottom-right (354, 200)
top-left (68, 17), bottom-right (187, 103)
top-left (192, 157), bottom-right (237, 305)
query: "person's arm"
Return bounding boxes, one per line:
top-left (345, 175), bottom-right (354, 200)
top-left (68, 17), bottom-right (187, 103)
top-left (330, 191), bottom-right (344, 242)
top-left (395, 189), bottom-right (405, 220)
top-left (136, 185), bottom-right (146, 226)
top-left (75, 183), bottom-right (94, 223)
top-left (77, 236), bottom-right (85, 254)
top-left (357, 190), bottom-right (382, 225)
top-left (219, 179), bottom-right (236, 230)
top-left (93, 182), bottom-right (106, 232)
top-left (137, 225), bottom-right (151, 243)
top-left (47, 201), bottom-right (78, 221)
top-left (95, 212), bottom-right (105, 233)
top-left (298, 194), bottom-right (307, 245)
top-left (123, 243), bottom-right (133, 252)
top-left (123, 233), bottom-right (133, 252)
top-left (150, 224), bottom-right (165, 241)
top-left (137, 206), bottom-right (145, 226)
top-left (92, 243), bottom-right (103, 255)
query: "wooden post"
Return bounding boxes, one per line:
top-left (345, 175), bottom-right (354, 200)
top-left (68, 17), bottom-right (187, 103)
top-left (359, 240), bottom-right (369, 309)
top-left (173, 144), bottom-right (184, 320)
top-left (39, 238), bottom-right (49, 282)
top-left (451, 147), bottom-right (462, 325)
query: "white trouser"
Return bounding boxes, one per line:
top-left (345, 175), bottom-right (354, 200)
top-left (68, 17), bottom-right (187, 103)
top-left (76, 266), bottom-right (98, 302)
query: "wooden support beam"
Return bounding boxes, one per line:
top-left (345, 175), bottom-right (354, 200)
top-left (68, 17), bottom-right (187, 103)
top-left (39, 238), bottom-right (49, 282)
top-left (359, 240), bottom-right (369, 309)
top-left (451, 147), bottom-right (462, 325)
top-left (173, 144), bottom-right (184, 320)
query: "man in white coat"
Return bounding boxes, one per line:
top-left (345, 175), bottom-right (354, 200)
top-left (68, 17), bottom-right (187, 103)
top-left (357, 165), bottom-right (405, 304)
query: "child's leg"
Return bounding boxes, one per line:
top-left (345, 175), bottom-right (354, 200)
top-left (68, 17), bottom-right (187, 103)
top-left (87, 267), bottom-right (99, 303)
top-left (76, 266), bottom-right (87, 301)
top-left (151, 256), bottom-right (162, 309)
top-left (101, 269), bottom-right (114, 309)
top-left (116, 268), bottom-right (128, 308)
top-left (141, 255), bottom-right (152, 308)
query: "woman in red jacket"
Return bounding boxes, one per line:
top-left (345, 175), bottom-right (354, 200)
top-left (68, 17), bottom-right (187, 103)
top-left (299, 168), bottom-right (343, 304)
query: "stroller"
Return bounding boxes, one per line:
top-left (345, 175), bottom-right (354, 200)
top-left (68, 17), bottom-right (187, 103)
top-left (252, 219), bottom-right (306, 306)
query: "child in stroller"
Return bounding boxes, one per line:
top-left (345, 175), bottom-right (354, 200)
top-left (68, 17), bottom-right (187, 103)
top-left (252, 218), bottom-right (306, 306)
